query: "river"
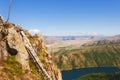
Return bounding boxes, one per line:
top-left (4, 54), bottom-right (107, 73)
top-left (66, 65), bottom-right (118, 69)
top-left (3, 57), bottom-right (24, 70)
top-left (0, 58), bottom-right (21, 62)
top-left (62, 67), bottom-right (120, 80)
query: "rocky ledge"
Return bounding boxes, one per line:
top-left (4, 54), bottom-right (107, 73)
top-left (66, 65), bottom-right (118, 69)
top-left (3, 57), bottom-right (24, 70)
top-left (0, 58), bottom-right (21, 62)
top-left (0, 16), bottom-right (62, 80)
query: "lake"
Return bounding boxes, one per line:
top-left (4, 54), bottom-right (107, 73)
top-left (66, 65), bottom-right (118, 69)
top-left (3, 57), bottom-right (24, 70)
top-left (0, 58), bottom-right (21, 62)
top-left (62, 67), bottom-right (120, 80)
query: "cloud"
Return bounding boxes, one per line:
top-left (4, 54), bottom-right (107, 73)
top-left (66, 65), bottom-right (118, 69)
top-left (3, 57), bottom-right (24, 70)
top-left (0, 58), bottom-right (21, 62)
top-left (90, 32), bottom-right (97, 36)
top-left (79, 32), bottom-right (98, 36)
top-left (29, 29), bottom-right (40, 34)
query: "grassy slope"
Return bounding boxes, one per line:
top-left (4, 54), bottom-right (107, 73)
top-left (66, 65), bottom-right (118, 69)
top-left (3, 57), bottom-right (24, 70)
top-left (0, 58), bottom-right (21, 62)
top-left (0, 56), bottom-right (43, 80)
top-left (53, 40), bottom-right (120, 70)
top-left (77, 72), bottom-right (120, 80)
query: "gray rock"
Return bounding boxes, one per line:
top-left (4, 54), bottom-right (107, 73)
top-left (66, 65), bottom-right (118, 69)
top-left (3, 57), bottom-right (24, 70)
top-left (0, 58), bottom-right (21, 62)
top-left (6, 28), bottom-right (30, 70)
top-left (0, 41), bottom-right (8, 60)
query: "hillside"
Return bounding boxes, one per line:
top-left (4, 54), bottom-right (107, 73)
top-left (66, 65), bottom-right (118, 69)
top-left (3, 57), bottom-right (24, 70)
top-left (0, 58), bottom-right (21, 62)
top-left (45, 35), bottom-right (106, 55)
top-left (46, 37), bottom-right (93, 54)
top-left (53, 39), bottom-right (120, 70)
top-left (0, 56), bottom-right (43, 80)
top-left (0, 16), bottom-right (62, 80)
top-left (77, 72), bottom-right (120, 80)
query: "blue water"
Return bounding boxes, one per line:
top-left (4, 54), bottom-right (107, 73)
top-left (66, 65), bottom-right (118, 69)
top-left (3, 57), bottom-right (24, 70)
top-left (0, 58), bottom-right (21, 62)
top-left (62, 67), bottom-right (120, 80)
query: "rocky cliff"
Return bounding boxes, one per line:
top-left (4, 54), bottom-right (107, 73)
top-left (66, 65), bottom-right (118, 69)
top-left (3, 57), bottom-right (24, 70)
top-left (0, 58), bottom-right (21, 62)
top-left (0, 16), bottom-right (62, 80)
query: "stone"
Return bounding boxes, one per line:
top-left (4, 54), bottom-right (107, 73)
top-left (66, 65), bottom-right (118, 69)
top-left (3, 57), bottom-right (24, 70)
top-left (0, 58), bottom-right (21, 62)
top-left (6, 28), bottom-right (30, 70)
top-left (0, 41), bottom-right (8, 61)
top-left (0, 16), bottom-right (62, 80)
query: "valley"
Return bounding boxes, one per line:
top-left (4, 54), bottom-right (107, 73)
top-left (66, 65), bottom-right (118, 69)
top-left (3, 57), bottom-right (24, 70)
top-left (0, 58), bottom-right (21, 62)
top-left (45, 35), bottom-right (120, 70)
top-left (45, 35), bottom-right (120, 80)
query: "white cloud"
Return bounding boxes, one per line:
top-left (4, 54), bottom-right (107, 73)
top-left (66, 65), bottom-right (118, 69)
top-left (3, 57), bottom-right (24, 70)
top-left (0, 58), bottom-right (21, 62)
top-left (90, 32), bottom-right (97, 36)
top-left (79, 32), bottom-right (98, 36)
top-left (29, 29), bottom-right (40, 34)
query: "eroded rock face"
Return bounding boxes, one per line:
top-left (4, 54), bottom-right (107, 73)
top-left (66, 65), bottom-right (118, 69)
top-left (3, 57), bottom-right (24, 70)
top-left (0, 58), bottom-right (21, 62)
top-left (0, 41), bottom-right (8, 60)
top-left (0, 16), bottom-right (30, 70)
top-left (0, 27), bottom-right (29, 70)
top-left (0, 16), bottom-right (4, 26)
top-left (29, 34), bottom-right (62, 80)
top-left (0, 17), bottom-right (62, 80)
top-left (6, 28), bottom-right (30, 70)
top-left (0, 27), bottom-right (8, 61)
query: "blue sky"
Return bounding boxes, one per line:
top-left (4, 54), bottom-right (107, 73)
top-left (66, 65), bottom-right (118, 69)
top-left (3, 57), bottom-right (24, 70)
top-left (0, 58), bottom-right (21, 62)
top-left (0, 0), bottom-right (120, 36)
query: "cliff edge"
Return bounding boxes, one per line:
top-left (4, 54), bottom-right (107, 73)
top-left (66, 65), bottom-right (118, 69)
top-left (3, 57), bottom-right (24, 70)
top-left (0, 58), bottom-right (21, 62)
top-left (0, 16), bottom-right (62, 80)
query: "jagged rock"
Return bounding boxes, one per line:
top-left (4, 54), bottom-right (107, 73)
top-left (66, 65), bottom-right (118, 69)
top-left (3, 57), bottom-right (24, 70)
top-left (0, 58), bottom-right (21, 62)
top-left (29, 33), bottom-right (62, 80)
top-left (6, 28), bottom-right (30, 70)
top-left (0, 16), bottom-right (62, 80)
top-left (0, 16), bottom-right (3, 26)
top-left (0, 41), bottom-right (8, 60)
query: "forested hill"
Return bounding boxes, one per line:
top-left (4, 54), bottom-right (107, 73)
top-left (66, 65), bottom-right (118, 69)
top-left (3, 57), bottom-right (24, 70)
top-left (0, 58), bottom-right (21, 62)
top-left (53, 39), bottom-right (120, 70)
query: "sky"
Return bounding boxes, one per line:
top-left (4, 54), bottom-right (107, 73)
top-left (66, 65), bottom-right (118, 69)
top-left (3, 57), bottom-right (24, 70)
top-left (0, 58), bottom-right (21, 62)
top-left (0, 0), bottom-right (120, 36)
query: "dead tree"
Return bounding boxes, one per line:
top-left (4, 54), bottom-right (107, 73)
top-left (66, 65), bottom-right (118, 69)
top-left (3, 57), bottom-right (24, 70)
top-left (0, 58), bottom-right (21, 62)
top-left (6, 0), bottom-right (12, 23)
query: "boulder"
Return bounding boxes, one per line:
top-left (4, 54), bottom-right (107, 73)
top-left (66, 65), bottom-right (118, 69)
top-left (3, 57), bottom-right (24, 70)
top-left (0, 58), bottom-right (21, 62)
top-left (6, 28), bottom-right (30, 70)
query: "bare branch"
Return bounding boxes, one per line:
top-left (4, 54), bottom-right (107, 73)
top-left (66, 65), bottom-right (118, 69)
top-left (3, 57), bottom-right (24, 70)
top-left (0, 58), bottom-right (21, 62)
top-left (6, 0), bottom-right (12, 23)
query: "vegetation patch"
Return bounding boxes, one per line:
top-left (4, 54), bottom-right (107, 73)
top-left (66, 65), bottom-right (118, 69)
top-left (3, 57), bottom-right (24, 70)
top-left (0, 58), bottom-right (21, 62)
top-left (53, 40), bottom-right (120, 70)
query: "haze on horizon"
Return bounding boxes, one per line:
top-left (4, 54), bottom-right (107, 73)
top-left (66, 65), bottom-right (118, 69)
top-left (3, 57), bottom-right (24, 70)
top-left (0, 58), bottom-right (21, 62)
top-left (0, 0), bottom-right (120, 36)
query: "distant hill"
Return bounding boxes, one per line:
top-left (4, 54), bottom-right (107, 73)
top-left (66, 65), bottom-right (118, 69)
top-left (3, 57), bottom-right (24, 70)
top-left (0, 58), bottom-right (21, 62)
top-left (44, 35), bottom-right (106, 44)
top-left (44, 36), bottom-right (62, 44)
top-left (52, 38), bottom-right (120, 70)
top-left (106, 34), bottom-right (120, 40)
top-left (45, 35), bottom-right (102, 53)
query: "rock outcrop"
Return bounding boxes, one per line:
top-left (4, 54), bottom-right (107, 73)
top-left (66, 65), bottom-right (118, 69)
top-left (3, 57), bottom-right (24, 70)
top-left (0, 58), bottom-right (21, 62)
top-left (0, 16), bottom-right (62, 80)
top-left (7, 28), bottom-right (30, 70)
